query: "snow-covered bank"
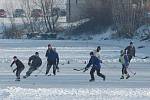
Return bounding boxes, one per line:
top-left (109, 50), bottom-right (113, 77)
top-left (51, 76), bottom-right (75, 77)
top-left (0, 87), bottom-right (150, 100)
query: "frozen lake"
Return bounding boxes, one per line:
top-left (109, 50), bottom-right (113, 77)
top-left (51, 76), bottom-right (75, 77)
top-left (0, 39), bottom-right (150, 100)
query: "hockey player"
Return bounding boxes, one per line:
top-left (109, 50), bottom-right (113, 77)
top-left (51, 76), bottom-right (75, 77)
top-left (45, 44), bottom-right (59, 76)
top-left (125, 42), bottom-right (136, 62)
top-left (119, 50), bottom-right (130, 79)
top-left (84, 52), bottom-right (105, 82)
top-left (10, 56), bottom-right (25, 81)
top-left (23, 52), bottom-right (42, 78)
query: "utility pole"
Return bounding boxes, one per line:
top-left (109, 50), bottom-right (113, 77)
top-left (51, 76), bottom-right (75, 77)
top-left (76, 0), bottom-right (78, 4)
top-left (68, 0), bottom-right (71, 22)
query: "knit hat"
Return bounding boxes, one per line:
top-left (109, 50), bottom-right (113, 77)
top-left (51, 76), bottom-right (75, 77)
top-left (130, 42), bottom-right (133, 44)
top-left (90, 52), bottom-right (94, 55)
top-left (48, 44), bottom-right (51, 47)
top-left (13, 56), bottom-right (17, 59)
top-left (97, 46), bottom-right (101, 50)
top-left (35, 52), bottom-right (39, 55)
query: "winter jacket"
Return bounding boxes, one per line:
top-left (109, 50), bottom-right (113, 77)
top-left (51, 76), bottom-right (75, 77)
top-left (28, 55), bottom-right (42, 68)
top-left (85, 56), bottom-right (102, 70)
top-left (119, 54), bottom-right (129, 67)
top-left (125, 45), bottom-right (135, 57)
top-left (93, 50), bottom-right (101, 59)
top-left (45, 49), bottom-right (59, 64)
top-left (11, 59), bottom-right (25, 69)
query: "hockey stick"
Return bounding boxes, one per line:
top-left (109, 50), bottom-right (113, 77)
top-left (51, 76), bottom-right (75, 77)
top-left (34, 62), bottom-right (47, 77)
top-left (73, 68), bottom-right (85, 71)
top-left (10, 67), bottom-right (14, 72)
top-left (135, 56), bottom-right (149, 59)
top-left (34, 69), bottom-right (46, 76)
top-left (9, 66), bottom-right (16, 76)
top-left (128, 68), bottom-right (136, 75)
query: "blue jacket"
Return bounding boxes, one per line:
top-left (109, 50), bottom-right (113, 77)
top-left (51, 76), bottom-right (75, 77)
top-left (85, 56), bottom-right (102, 69)
top-left (124, 54), bottom-right (129, 67)
top-left (45, 49), bottom-right (59, 64)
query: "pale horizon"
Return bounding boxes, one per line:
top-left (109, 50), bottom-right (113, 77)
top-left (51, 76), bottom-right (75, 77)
top-left (0, 0), bottom-right (66, 9)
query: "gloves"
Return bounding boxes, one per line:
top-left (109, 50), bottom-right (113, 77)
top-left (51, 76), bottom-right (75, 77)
top-left (100, 60), bottom-right (103, 63)
top-left (83, 68), bottom-right (88, 72)
top-left (119, 58), bottom-right (121, 63)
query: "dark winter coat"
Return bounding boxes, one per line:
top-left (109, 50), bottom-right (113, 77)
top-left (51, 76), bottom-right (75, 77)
top-left (125, 45), bottom-right (135, 57)
top-left (85, 56), bottom-right (102, 70)
top-left (45, 49), bottom-right (59, 64)
top-left (28, 55), bottom-right (42, 68)
top-left (11, 59), bottom-right (25, 69)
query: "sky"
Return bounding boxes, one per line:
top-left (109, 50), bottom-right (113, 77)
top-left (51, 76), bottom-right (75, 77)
top-left (0, 0), bottom-right (21, 9)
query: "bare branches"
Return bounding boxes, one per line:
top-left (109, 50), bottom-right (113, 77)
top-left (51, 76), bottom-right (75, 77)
top-left (111, 0), bottom-right (146, 37)
top-left (19, 0), bottom-right (60, 33)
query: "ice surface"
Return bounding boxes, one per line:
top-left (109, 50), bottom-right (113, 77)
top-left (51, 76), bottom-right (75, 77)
top-left (0, 39), bottom-right (149, 100)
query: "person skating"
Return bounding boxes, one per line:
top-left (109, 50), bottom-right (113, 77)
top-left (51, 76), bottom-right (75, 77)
top-left (45, 44), bottom-right (59, 76)
top-left (125, 42), bottom-right (136, 62)
top-left (119, 50), bottom-right (130, 79)
top-left (83, 52), bottom-right (105, 82)
top-left (23, 52), bottom-right (42, 79)
top-left (93, 46), bottom-right (101, 59)
top-left (10, 56), bottom-right (25, 81)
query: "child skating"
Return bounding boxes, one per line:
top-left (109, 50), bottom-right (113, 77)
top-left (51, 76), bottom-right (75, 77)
top-left (84, 52), bottom-right (105, 82)
top-left (119, 50), bottom-right (130, 79)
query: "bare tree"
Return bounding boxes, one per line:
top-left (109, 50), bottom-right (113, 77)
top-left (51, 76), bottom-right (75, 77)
top-left (111, 0), bottom-right (145, 37)
top-left (40, 0), bottom-right (59, 32)
top-left (4, 1), bottom-right (21, 39)
top-left (21, 0), bottom-right (35, 33)
top-left (20, 0), bottom-right (60, 33)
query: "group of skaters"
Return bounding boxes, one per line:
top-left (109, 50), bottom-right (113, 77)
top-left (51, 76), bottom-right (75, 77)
top-left (119, 42), bottom-right (135, 79)
top-left (10, 44), bottom-right (59, 81)
top-left (83, 41), bottom-right (135, 82)
top-left (10, 42), bottom-right (135, 82)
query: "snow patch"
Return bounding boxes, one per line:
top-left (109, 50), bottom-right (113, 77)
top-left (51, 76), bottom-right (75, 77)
top-left (0, 87), bottom-right (150, 100)
top-left (0, 90), bottom-right (10, 99)
top-left (136, 25), bottom-right (150, 40)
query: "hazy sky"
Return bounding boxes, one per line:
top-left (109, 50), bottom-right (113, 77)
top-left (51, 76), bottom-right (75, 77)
top-left (0, 0), bottom-right (20, 9)
top-left (0, 0), bottom-right (66, 9)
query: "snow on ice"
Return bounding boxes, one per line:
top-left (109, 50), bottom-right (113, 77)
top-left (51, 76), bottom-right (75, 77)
top-left (0, 39), bottom-right (150, 100)
top-left (0, 87), bottom-right (150, 100)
